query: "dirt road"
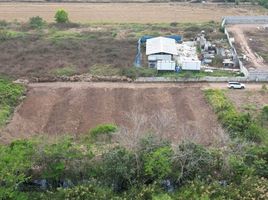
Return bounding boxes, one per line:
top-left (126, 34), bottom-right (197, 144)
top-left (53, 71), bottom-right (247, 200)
top-left (227, 24), bottom-right (268, 70)
top-left (0, 3), bottom-right (265, 23)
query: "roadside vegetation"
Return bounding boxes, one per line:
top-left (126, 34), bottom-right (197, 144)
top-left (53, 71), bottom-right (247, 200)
top-left (0, 78), bottom-right (24, 127)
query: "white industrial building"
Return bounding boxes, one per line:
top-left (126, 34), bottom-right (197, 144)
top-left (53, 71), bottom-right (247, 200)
top-left (146, 37), bottom-right (178, 71)
top-left (146, 37), bottom-right (201, 71)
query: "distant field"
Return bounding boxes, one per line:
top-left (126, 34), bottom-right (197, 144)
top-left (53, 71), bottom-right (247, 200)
top-left (0, 3), bottom-right (266, 23)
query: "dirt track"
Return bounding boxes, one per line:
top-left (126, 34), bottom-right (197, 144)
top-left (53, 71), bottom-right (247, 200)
top-left (0, 3), bottom-right (265, 23)
top-left (1, 82), bottom-right (224, 145)
top-left (227, 24), bottom-right (268, 70)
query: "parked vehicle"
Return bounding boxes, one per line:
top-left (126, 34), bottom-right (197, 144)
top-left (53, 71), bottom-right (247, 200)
top-left (227, 82), bottom-right (245, 89)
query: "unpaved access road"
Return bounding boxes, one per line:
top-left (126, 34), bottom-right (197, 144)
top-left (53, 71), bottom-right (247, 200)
top-left (1, 82), bottom-right (228, 144)
top-left (0, 3), bottom-right (265, 23)
top-left (227, 24), bottom-right (268, 70)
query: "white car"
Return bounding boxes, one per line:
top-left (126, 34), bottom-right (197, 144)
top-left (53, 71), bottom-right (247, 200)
top-left (227, 82), bottom-right (245, 89)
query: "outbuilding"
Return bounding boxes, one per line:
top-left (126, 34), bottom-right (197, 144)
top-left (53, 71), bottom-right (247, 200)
top-left (146, 37), bottom-right (178, 71)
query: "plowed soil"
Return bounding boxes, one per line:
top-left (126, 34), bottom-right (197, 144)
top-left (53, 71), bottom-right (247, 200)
top-left (0, 3), bottom-right (266, 23)
top-left (1, 82), bottom-right (223, 145)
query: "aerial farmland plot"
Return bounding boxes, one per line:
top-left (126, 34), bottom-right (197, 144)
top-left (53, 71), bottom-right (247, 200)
top-left (0, 2), bottom-right (268, 199)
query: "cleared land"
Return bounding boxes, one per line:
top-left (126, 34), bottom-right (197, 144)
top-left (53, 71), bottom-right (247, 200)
top-left (1, 82), bottom-right (223, 145)
top-left (228, 24), bottom-right (268, 70)
top-left (226, 88), bottom-right (268, 114)
top-left (0, 22), bottom-right (225, 78)
top-left (0, 3), bottom-right (266, 23)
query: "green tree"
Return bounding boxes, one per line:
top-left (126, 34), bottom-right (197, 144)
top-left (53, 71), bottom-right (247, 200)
top-left (55, 9), bottom-right (69, 23)
top-left (29, 16), bottom-right (45, 29)
top-left (144, 146), bottom-right (173, 180)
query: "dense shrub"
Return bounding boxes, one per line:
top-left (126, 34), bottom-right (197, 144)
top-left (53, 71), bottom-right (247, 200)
top-left (29, 16), bottom-right (45, 29)
top-left (175, 176), bottom-right (268, 200)
top-left (172, 141), bottom-right (219, 183)
top-left (34, 137), bottom-right (94, 188)
top-left (101, 147), bottom-right (137, 191)
top-left (0, 140), bottom-right (35, 200)
top-left (244, 145), bottom-right (268, 178)
top-left (89, 124), bottom-right (117, 139)
top-left (55, 9), bottom-right (69, 23)
top-left (144, 146), bottom-right (173, 180)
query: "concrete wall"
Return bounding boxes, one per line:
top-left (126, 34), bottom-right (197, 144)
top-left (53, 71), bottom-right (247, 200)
top-left (223, 16), bottom-right (268, 25)
top-left (135, 76), bottom-right (249, 83)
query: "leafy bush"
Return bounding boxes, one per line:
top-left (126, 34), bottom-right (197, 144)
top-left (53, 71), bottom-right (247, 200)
top-left (55, 9), bottom-right (69, 23)
top-left (244, 145), bottom-right (268, 178)
top-left (0, 140), bottom-right (35, 200)
top-left (89, 124), bottom-right (117, 139)
top-left (144, 146), bottom-right (173, 180)
top-left (29, 16), bottom-right (45, 29)
top-left (175, 176), bottom-right (268, 200)
top-left (101, 147), bottom-right (137, 191)
top-left (34, 137), bottom-right (93, 188)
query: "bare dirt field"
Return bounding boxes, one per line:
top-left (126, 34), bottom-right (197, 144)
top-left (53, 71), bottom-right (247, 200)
top-left (0, 82), bottom-right (223, 145)
top-left (0, 3), bottom-right (266, 23)
top-left (227, 24), bottom-right (268, 70)
top-left (226, 88), bottom-right (268, 115)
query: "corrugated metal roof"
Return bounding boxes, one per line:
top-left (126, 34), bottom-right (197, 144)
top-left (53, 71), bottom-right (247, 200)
top-left (146, 37), bottom-right (178, 56)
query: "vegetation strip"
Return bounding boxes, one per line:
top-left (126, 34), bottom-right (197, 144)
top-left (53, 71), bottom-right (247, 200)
top-left (0, 78), bottom-right (24, 127)
top-left (204, 89), bottom-right (268, 144)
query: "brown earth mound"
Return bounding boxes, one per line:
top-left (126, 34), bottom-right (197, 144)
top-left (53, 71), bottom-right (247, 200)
top-left (1, 82), bottom-right (223, 145)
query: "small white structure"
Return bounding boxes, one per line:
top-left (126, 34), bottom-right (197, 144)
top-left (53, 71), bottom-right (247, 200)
top-left (146, 37), bottom-right (178, 71)
top-left (176, 41), bottom-right (201, 71)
